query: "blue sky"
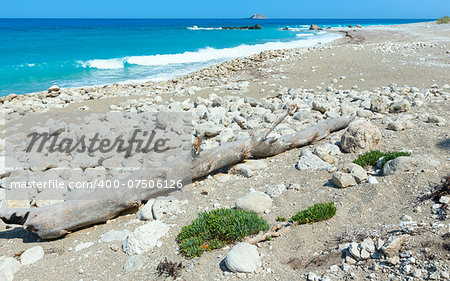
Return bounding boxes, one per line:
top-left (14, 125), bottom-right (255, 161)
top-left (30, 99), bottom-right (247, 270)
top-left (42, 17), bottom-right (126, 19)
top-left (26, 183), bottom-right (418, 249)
top-left (1, 0), bottom-right (448, 18)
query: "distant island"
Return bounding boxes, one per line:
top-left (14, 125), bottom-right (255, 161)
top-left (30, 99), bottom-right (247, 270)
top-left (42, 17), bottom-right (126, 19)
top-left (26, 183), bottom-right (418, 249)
top-left (250, 14), bottom-right (267, 19)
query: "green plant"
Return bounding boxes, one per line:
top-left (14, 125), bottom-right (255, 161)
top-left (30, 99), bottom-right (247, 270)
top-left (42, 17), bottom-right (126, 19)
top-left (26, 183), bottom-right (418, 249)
top-left (276, 216), bottom-right (287, 222)
top-left (177, 208), bottom-right (269, 258)
top-left (289, 202), bottom-right (336, 224)
top-left (437, 16), bottom-right (450, 24)
top-left (353, 150), bottom-right (411, 168)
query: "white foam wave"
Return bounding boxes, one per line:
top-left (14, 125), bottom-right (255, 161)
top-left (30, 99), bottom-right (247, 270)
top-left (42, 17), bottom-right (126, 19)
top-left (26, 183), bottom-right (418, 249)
top-left (296, 33), bottom-right (314, 37)
top-left (187, 26), bottom-right (222, 30)
top-left (79, 58), bottom-right (125, 69)
top-left (282, 27), bottom-right (309, 32)
top-left (79, 33), bottom-right (341, 70)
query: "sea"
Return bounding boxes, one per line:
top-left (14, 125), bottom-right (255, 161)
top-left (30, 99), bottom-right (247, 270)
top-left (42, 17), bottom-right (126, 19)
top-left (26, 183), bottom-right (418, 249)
top-left (0, 18), bottom-right (429, 96)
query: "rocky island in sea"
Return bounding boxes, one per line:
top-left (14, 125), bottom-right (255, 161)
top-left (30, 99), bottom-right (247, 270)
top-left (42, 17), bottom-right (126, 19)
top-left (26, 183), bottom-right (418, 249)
top-left (250, 13), bottom-right (268, 19)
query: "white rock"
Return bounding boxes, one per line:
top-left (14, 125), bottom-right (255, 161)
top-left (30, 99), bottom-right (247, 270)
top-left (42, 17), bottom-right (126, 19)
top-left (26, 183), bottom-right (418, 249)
top-left (314, 143), bottom-right (341, 164)
top-left (235, 192), bottom-right (272, 213)
top-left (123, 220), bottom-right (170, 255)
top-left (75, 242), bottom-right (94, 252)
top-left (383, 155), bottom-right (439, 175)
top-left (360, 238), bottom-right (375, 254)
top-left (136, 199), bottom-right (155, 221)
top-left (265, 184), bottom-right (286, 198)
top-left (152, 198), bottom-right (180, 221)
top-left (224, 243), bottom-right (261, 273)
top-left (297, 149), bottom-right (333, 171)
top-left (100, 230), bottom-right (130, 243)
top-left (0, 257), bottom-right (21, 281)
top-left (367, 176), bottom-right (379, 184)
top-left (123, 255), bottom-right (147, 272)
top-left (343, 163), bottom-right (368, 183)
top-left (332, 172), bottom-right (357, 188)
top-left (20, 246), bottom-right (44, 265)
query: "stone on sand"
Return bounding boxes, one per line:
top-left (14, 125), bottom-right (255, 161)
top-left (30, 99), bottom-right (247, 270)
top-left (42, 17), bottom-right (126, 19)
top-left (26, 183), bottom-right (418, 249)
top-left (20, 246), bottom-right (44, 265)
top-left (235, 191), bottom-right (272, 213)
top-left (123, 220), bottom-right (170, 255)
top-left (340, 120), bottom-right (381, 153)
top-left (224, 242), bottom-right (261, 273)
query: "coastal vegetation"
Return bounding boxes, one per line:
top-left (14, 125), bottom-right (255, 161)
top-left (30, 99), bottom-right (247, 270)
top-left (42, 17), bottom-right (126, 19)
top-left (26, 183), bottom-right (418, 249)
top-left (436, 16), bottom-right (450, 24)
top-left (353, 150), bottom-right (411, 168)
top-left (177, 208), bottom-right (269, 258)
top-left (289, 202), bottom-right (336, 224)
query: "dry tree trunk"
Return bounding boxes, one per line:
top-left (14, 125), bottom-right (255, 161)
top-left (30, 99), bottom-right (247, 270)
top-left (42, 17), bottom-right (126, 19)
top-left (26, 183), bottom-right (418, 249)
top-left (0, 113), bottom-right (354, 239)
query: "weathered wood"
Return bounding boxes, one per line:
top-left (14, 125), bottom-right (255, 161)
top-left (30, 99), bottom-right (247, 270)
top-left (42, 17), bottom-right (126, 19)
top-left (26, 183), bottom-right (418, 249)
top-left (0, 114), bottom-right (354, 239)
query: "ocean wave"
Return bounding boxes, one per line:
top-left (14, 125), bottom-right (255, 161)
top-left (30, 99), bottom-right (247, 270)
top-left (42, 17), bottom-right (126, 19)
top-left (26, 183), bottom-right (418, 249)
top-left (78, 33), bottom-right (341, 70)
top-left (296, 33), bottom-right (314, 37)
top-left (78, 58), bottom-right (125, 70)
top-left (187, 26), bottom-right (222, 30)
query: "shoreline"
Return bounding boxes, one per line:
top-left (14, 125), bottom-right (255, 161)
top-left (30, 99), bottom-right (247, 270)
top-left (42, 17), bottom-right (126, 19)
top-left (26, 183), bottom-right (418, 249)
top-left (0, 20), bottom-right (437, 101)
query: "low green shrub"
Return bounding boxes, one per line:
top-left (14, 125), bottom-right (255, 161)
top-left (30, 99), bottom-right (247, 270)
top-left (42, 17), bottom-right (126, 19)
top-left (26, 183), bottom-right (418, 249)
top-left (177, 208), bottom-right (269, 258)
top-left (353, 150), bottom-right (411, 168)
top-left (276, 216), bottom-right (287, 222)
top-left (437, 16), bottom-right (450, 24)
top-left (289, 202), bottom-right (336, 224)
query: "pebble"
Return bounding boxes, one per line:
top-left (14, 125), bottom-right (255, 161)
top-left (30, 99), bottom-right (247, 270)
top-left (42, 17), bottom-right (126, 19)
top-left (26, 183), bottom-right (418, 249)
top-left (20, 246), bottom-right (44, 265)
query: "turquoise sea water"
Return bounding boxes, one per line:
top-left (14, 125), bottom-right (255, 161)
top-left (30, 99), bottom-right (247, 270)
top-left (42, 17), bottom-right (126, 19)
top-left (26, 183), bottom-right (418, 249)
top-left (0, 19), bottom-right (429, 96)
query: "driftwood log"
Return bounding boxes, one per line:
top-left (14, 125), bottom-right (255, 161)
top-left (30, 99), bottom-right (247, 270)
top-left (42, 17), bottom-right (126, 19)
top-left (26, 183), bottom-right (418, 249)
top-left (0, 113), bottom-right (354, 239)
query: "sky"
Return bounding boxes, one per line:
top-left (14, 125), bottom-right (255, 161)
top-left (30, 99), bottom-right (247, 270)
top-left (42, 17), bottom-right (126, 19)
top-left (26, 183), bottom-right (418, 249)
top-left (1, 0), bottom-right (448, 19)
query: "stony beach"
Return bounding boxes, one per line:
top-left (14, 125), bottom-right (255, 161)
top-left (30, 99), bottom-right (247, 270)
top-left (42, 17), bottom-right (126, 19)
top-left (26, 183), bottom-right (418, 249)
top-left (1, 21), bottom-right (450, 281)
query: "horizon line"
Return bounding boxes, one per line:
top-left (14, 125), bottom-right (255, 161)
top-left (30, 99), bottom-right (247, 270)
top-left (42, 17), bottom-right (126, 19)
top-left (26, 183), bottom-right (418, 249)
top-left (0, 17), bottom-right (436, 20)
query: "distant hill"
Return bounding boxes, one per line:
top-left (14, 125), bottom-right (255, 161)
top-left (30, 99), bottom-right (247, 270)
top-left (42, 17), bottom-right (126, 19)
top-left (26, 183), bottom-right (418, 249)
top-left (250, 14), bottom-right (268, 19)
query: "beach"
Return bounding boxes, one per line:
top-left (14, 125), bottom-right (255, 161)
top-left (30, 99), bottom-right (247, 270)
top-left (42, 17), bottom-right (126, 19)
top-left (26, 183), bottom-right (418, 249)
top-left (1, 21), bottom-right (450, 280)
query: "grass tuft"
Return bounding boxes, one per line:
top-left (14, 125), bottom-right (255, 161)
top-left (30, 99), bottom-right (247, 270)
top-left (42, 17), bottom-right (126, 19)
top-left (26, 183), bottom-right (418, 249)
top-left (353, 150), bottom-right (411, 168)
top-left (289, 202), bottom-right (336, 224)
top-left (177, 208), bottom-right (269, 258)
top-left (437, 16), bottom-right (450, 24)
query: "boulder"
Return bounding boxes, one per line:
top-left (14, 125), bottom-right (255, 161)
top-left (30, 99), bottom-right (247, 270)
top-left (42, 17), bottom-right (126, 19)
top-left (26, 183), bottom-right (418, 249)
top-left (340, 121), bottom-right (381, 153)
top-left (20, 246), bottom-right (44, 265)
top-left (235, 191), bottom-right (272, 213)
top-left (383, 155), bottom-right (440, 175)
top-left (224, 243), bottom-right (261, 273)
top-left (123, 220), bottom-right (170, 255)
top-left (310, 24), bottom-right (323, 31)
